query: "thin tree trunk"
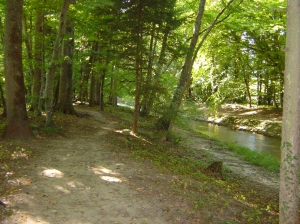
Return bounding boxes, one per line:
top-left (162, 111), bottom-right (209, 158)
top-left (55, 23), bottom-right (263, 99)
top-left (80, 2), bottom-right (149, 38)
top-left (99, 59), bottom-right (109, 111)
top-left (244, 78), bottom-right (252, 108)
top-left (161, 0), bottom-right (239, 133)
top-left (99, 76), bottom-right (105, 111)
top-left (31, 7), bottom-right (44, 112)
top-left (45, 0), bottom-right (70, 126)
top-left (143, 25), bottom-right (171, 116)
top-left (140, 23), bottom-right (155, 116)
top-left (22, 14), bottom-right (34, 79)
top-left (164, 0), bottom-right (206, 133)
top-left (89, 72), bottom-right (95, 107)
top-left (88, 42), bottom-right (98, 107)
top-left (279, 0), bottom-right (300, 223)
top-left (79, 59), bottom-right (92, 102)
top-left (132, 0), bottom-right (143, 134)
top-left (95, 80), bottom-right (100, 105)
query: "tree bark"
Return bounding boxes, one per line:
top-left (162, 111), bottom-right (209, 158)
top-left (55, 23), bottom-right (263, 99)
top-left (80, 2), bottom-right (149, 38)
top-left (3, 0), bottom-right (32, 139)
top-left (45, 0), bottom-right (70, 126)
top-left (279, 0), bottom-right (300, 223)
top-left (56, 17), bottom-right (77, 115)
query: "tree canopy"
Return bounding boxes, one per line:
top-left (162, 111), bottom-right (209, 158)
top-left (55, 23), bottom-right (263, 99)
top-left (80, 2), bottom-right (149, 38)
top-left (0, 0), bottom-right (286, 129)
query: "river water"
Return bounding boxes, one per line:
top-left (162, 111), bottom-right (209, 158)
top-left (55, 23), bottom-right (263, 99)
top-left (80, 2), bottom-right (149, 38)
top-left (189, 120), bottom-right (282, 160)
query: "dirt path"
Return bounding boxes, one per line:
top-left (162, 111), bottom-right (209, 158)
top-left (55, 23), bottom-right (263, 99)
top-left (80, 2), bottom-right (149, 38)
top-left (2, 108), bottom-right (179, 224)
top-left (1, 106), bottom-right (281, 223)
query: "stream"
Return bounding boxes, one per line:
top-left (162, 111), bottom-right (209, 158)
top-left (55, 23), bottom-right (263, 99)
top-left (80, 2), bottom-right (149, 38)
top-left (118, 103), bottom-right (282, 161)
top-left (189, 120), bottom-right (281, 160)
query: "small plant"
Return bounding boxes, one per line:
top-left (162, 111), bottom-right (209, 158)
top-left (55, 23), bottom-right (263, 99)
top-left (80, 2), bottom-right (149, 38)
top-left (39, 126), bottom-right (63, 136)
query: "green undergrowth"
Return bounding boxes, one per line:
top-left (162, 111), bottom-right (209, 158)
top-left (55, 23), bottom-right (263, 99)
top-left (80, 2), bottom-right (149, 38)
top-left (127, 139), bottom-right (211, 180)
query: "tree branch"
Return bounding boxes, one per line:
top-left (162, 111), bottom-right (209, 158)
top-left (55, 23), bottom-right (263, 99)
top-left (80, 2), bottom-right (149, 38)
top-left (192, 0), bottom-right (244, 63)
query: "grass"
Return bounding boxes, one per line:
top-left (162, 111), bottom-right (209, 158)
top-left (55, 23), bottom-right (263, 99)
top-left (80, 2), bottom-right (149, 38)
top-left (221, 141), bottom-right (280, 172)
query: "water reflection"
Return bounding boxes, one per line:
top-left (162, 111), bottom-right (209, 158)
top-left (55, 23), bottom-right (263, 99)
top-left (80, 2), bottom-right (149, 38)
top-left (190, 120), bottom-right (281, 160)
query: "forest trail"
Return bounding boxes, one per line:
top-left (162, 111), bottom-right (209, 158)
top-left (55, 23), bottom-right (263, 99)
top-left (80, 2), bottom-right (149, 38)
top-left (1, 106), bottom-right (281, 223)
top-left (2, 108), bottom-right (183, 224)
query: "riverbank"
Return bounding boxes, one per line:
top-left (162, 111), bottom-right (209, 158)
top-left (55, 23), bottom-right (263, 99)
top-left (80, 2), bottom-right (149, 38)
top-left (195, 104), bottom-right (282, 138)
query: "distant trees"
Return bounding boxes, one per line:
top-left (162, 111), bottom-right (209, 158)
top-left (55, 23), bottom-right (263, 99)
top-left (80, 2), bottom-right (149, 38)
top-left (193, 0), bottom-right (285, 109)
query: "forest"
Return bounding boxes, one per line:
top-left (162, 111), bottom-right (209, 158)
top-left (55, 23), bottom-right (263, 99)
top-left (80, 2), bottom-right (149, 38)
top-left (2, 0), bottom-right (300, 223)
top-left (0, 0), bottom-right (286, 133)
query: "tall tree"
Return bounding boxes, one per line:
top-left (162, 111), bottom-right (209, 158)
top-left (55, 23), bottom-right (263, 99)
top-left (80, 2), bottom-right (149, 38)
top-left (132, 0), bottom-right (143, 133)
top-left (45, 0), bottom-right (70, 126)
top-left (158, 0), bottom-right (239, 132)
top-left (56, 0), bottom-right (77, 115)
top-left (279, 0), bottom-right (300, 223)
top-left (3, 0), bottom-right (32, 139)
top-left (157, 0), bottom-right (207, 132)
top-left (31, 1), bottom-right (45, 112)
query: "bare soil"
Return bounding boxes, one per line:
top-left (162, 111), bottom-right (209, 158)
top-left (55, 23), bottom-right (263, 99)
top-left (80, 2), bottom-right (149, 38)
top-left (0, 105), bottom-right (281, 223)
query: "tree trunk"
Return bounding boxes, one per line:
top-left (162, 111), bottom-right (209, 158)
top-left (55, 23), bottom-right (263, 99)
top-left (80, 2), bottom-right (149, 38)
top-left (139, 23), bottom-right (155, 116)
top-left (79, 59), bottom-right (92, 102)
top-left (89, 72), bottom-right (95, 107)
top-left (0, 83), bottom-right (6, 116)
top-left (99, 74), bottom-right (105, 111)
top-left (132, 0), bottom-right (143, 134)
top-left (3, 0), bottom-right (32, 139)
top-left (56, 17), bottom-right (77, 115)
top-left (109, 65), bottom-right (118, 107)
top-left (95, 80), bottom-right (100, 105)
top-left (158, 0), bottom-right (237, 132)
top-left (244, 78), bottom-right (252, 108)
top-left (31, 6), bottom-right (44, 112)
top-left (99, 60), bottom-right (108, 111)
top-left (45, 0), bottom-right (70, 127)
top-left (22, 14), bottom-right (34, 80)
top-left (88, 42), bottom-right (98, 107)
top-left (143, 25), bottom-right (171, 117)
top-left (279, 0), bottom-right (300, 223)
top-left (161, 0), bottom-right (206, 132)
